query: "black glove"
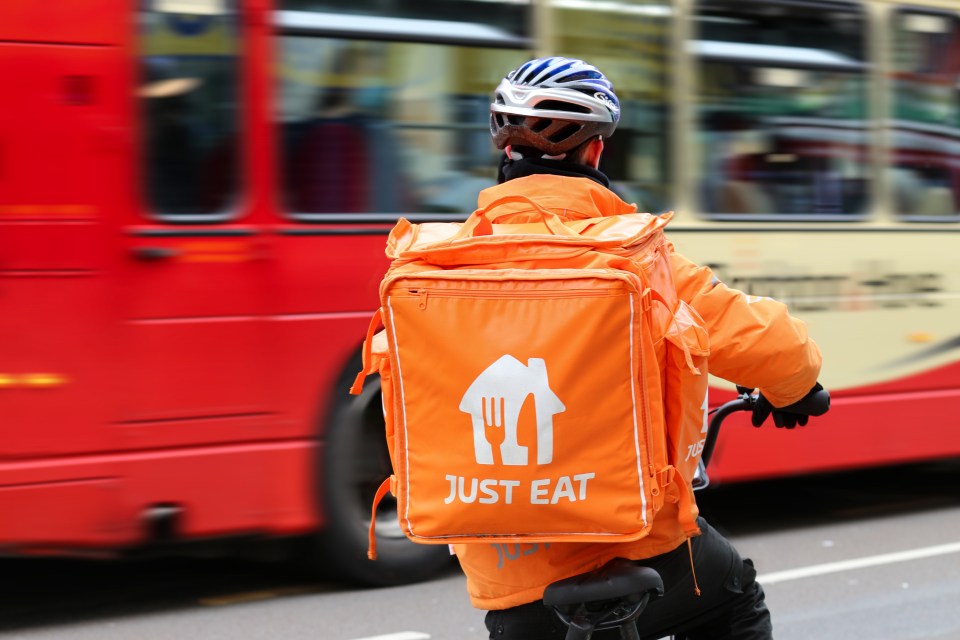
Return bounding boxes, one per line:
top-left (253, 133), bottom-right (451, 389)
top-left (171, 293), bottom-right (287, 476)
top-left (752, 383), bottom-right (824, 429)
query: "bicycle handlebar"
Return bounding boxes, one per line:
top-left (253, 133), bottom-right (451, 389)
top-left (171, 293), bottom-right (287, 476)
top-left (699, 385), bottom-right (831, 475)
top-left (700, 397), bottom-right (752, 469)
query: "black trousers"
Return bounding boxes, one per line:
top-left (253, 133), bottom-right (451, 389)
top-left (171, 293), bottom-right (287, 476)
top-left (484, 519), bottom-right (772, 640)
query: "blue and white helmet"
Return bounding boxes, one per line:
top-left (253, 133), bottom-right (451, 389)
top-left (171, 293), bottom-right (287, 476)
top-left (490, 56), bottom-right (621, 156)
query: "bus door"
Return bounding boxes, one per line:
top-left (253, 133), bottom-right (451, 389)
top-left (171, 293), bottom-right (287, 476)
top-left (0, 6), bottom-right (126, 543)
top-left (113, 1), bottom-right (272, 536)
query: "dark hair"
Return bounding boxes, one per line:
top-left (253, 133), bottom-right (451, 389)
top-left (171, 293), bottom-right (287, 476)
top-left (566, 137), bottom-right (599, 165)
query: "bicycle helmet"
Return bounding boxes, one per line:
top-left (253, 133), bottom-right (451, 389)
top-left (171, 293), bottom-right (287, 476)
top-left (490, 56), bottom-right (620, 158)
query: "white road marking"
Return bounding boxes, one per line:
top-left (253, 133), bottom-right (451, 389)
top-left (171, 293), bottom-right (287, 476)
top-left (758, 540), bottom-right (960, 585)
top-left (345, 544), bottom-right (960, 638)
top-left (348, 633), bottom-right (430, 640)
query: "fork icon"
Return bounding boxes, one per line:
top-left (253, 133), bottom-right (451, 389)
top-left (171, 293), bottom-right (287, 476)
top-left (460, 356), bottom-right (566, 466)
top-left (481, 395), bottom-right (507, 464)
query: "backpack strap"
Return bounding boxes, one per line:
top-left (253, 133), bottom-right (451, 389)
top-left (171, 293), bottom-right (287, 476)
top-left (366, 475), bottom-right (393, 560)
top-left (452, 194), bottom-right (582, 240)
top-left (350, 307), bottom-right (382, 395)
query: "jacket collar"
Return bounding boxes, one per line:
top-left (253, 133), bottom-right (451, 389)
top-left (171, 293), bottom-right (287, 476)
top-left (497, 156), bottom-right (610, 187)
top-left (477, 173), bottom-right (638, 222)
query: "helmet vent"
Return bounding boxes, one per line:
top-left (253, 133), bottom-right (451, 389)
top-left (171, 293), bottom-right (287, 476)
top-left (550, 123), bottom-right (581, 142)
top-left (530, 118), bottom-right (551, 133)
top-left (535, 100), bottom-right (591, 115)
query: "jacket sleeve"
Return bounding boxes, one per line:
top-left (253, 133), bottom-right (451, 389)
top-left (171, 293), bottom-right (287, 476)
top-left (670, 251), bottom-right (822, 408)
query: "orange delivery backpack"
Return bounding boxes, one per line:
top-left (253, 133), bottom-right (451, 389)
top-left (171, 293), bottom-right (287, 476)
top-left (351, 195), bottom-right (709, 559)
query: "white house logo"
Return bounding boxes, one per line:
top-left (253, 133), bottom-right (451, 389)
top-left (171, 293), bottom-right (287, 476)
top-left (444, 355), bottom-right (595, 506)
top-left (459, 355), bottom-right (565, 466)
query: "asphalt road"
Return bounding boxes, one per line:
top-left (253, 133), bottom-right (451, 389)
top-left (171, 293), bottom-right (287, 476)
top-left (1, 460), bottom-right (958, 640)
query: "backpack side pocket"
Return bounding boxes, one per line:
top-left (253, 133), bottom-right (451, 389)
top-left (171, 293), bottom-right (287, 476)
top-left (663, 300), bottom-right (710, 535)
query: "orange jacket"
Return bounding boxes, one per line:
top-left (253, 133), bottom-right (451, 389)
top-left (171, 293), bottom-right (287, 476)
top-left (453, 174), bottom-right (822, 610)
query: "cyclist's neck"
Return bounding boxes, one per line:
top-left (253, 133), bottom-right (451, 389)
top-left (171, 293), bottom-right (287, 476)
top-left (498, 155), bottom-right (610, 188)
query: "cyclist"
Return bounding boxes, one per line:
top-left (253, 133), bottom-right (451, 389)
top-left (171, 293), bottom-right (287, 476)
top-left (453, 56), bottom-right (825, 640)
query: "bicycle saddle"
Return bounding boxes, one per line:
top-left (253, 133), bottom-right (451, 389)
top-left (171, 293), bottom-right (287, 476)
top-left (544, 558), bottom-right (664, 638)
top-left (544, 558), bottom-right (664, 606)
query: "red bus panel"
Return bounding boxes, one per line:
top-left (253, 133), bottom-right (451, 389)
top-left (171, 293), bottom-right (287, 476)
top-left (0, 0), bottom-right (127, 45)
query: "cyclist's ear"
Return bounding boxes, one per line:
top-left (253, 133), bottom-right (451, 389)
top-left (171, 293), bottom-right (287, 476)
top-left (583, 137), bottom-right (604, 168)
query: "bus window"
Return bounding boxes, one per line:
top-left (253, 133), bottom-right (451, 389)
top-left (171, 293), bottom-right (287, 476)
top-left (552, 0), bottom-right (671, 213)
top-left (138, 0), bottom-right (241, 219)
top-left (693, 0), bottom-right (869, 218)
top-left (274, 3), bottom-right (531, 219)
top-left (890, 9), bottom-right (960, 219)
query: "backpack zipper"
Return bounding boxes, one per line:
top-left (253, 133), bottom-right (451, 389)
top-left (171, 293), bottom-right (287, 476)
top-left (405, 286), bottom-right (624, 310)
top-left (637, 288), bottom-right (659, 508)
top-left (396, 269), bottom-right (642, 311)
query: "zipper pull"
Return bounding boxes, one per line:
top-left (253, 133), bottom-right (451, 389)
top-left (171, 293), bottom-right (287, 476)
top-left (418, 288), bottom-right (429, 310)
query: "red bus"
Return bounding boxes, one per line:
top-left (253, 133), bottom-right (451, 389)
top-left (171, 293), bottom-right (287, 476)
top-left (3, 0), bottom-right (959, 586)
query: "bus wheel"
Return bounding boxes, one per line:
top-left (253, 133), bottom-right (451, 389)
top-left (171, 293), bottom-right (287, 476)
top-left (312, 373), bottom-right (452, 586)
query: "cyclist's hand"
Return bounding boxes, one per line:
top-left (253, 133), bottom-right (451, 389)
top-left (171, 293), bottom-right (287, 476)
top-left (752, 383), bottom-right (824, 428)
